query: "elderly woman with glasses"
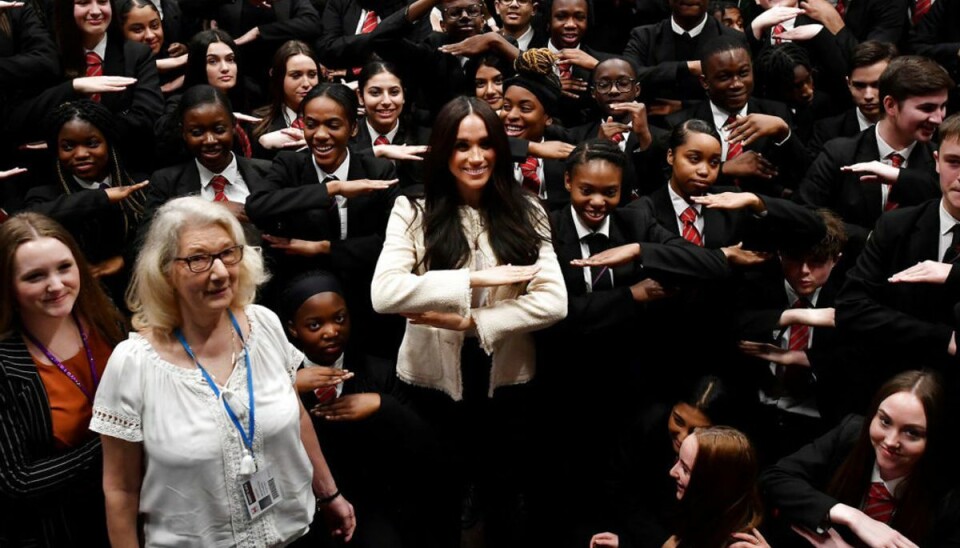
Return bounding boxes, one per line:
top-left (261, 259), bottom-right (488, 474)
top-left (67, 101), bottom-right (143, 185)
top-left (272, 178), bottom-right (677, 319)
top-left (90, 196), bottom-right (356, 547)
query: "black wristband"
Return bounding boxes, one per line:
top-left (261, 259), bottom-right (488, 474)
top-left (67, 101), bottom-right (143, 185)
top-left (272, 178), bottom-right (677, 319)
top-left (317, 489), bottom-right (341, 505)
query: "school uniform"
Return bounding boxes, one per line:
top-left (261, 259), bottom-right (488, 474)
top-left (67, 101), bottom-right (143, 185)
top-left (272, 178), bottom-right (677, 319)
top-left (808, 107), bottom-right (870, 159)
top-left (545, 40), bottom-right (614, 128)
top-left (563, 121), bottom-right (671, 197)
top-left (910, 0), bottom-right (960, 81)
top-left (351, 117), bottom-right (431, 191)
top-left (315, 0), bottom-right (426, 70)
top-left (832, 0), bottom-right (909, 58)
top-left (511, 149), bottom-right (568, 212)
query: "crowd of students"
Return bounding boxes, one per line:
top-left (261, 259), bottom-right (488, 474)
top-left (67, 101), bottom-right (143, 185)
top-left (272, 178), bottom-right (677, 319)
top-left (3, 0), bottom-right (960, 546)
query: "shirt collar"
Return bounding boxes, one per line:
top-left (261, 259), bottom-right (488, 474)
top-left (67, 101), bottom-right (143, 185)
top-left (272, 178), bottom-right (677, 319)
top-left (875, 121), bottom-right (917, 162)
top-left (710, 100), bottom-right (749, 128)
top-left (870, 465), bottom-right (907, 499)
top-left (366, 119), bottom-right (400, 144)
top-left (939, 200), bottom-right (960, 236)
top-left (570, 205), bottom-right (610, 240)
top-left (548, 39), bottom-right (580, 54)
top-left (668, 183), bottom-right (700, 217)
top-left (303, 352), bottom-right (345, 370)
top-left (784, 279), bottom-right (821, 308)
top-left (86, 34), bottom-right (107, 59)
top-left (196, 153), bottom-right (238, 188)
top-left (516, 25), bottom-right (534, 51)
top-left (313, 150), bottom-right (351, 182)
top-left (856, 107), bottom-right (876, 131)
top-left (671, 14), bottom-right (708, 37)
top-left (284, 106), bottom-right (299, 126)
top-left (72, 174), bottom-right (112, 190)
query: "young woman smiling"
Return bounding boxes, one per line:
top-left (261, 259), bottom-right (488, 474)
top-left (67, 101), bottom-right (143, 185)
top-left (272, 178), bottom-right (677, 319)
top-left (252, 40), bottom-right (320, 158)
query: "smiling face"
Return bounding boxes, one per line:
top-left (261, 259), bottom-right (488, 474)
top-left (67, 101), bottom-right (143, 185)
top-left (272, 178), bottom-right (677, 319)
top-left (289, 292), bottom-right (350, 365)
top-left (938, 137), bottom-right (960, 221)
top-left (667, 402), bottom-right (712, 454)
top-left (501, 85), bottom-right (550, 141)
top-left (170, 224), bottom-right (239, 319)
top-left (702, 48), bottom-right (754, 112)
top-left (282, 54), bottom-right (319, 113)
top-left (475, 64), bottom-right (505, 111)
top-left (14, 237), bottom-right (81, 323)
top-left (667, 131), bottom-right (722, 198)
top-left (869, 391), bottom-right (928, 481)
top-left (449, 113), bottom-right (495, 206)
top-left (495, 0), bottom-right (535, 33)
top-left (361, 71), bottom-right (405, 135)
top-left (549, 0), bottom-right (588, 49)
top-left (182, 102), bottom-right (235, 173)
top-left (122, 4), bottom-right (163, 55)
top-left (303, 95), bottom-right (355, 173)
top-left (205, 41), bottom-right (238, 92)
top-left (848, 61), bottom-right (887, 122)
top-left (440, 0), bottom-right (485, 42)
top-left (565, 158), bottom-right (621, 229)
top-left (591, 59), bottom-right (640, 118)
top-left (74, 0), bottom-right (111, 41)
top-left (884, 91), bottom-right (948, 144)
top-left (669, 433), bottom-right (698, 500)
top-left (58, 118), bottom-right (110, 183)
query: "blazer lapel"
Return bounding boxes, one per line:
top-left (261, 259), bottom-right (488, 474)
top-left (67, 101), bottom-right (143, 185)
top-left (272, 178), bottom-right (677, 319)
top-left (858, 131), bottom-right (883, 220)
top-left (554, 209), bottom-right (590, 295)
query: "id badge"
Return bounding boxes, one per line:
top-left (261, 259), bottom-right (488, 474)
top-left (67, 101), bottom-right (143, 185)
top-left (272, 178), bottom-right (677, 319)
top-left (240, 464), bottom-right (282, 520)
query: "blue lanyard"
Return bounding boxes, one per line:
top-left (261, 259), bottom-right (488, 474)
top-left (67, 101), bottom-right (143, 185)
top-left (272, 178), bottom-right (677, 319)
top-left (175, 310), bottom-right (255, 455)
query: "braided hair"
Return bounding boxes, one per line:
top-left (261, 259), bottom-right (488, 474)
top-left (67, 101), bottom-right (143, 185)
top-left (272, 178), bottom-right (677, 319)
top-left (46, 100), bottom-right (145, 241)
top-left (753, 42), bottom-right (813, 102)
top-left (564, 138), bottom-right (627, 176)
top-left (514, 48), bottom-right (562, 90)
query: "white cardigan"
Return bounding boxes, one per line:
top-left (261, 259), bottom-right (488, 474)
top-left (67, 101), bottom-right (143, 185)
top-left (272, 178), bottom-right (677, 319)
top-left (371, 196), bottom-right (567, 400)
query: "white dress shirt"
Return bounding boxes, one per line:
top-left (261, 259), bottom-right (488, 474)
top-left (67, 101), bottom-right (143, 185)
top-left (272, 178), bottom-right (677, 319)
top-left (570, 205), bottom-right (613, 291)
top-left (196, 154), bottom-right (250, 203)
top-left (312, 151), bottom-right (351, 240)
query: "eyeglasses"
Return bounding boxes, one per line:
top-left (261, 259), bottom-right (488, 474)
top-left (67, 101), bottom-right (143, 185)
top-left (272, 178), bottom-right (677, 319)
top-left (443, 4), bottom-right (483, 18)
top-left (175, 245), bottom-right (244, 273)
top-left (592, 78), bottom-right (637, 93)
top-left (497, 0), bottom-right (533, 6)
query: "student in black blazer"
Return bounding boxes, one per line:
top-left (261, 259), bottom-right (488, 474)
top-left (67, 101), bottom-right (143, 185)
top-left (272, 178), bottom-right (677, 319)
top-left (664, 36), bottom-right (810, 198)
top-left (116, 0), bottom-right (186, 96)
top-left (315, 0), bottom-right (423, 74)
top-left (245, 84), bottom-right (401, 357)
top-left (796, 0), bottom-right (907, 60)
top-left (250, 40), bottom-right (319, 160)
top-left (909, 0), bottom-right (960, 83)
top-left (623, 0), bottom-right (746, 104)
top-left (797, 56), bottom-right (950, 255)
top-left (761, 370), bottom-right (960, 548)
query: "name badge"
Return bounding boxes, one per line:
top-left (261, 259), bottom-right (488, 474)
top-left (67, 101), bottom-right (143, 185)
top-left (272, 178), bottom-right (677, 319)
top-left (241, 464), bottom-right (282, 520)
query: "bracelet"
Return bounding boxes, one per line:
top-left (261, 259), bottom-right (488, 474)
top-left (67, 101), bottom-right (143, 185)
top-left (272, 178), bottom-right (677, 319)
top-left (317, 489), bottom-right (341, 506)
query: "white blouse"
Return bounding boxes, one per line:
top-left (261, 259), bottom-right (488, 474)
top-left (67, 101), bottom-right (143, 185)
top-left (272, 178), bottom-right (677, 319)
top-left (90, 305), bottom-right (314, 547)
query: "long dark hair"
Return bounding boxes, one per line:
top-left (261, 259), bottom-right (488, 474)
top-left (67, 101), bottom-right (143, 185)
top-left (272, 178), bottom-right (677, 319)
top-left (253, 40), bottom-right (317, 138)
top-left (675, 426), bottom-right (763, 547)
top-left (184, 29), bottom-right (248, 111)
top-left (827, 370), bottom-right (946, 543)
top-left (0, 212), bottom-right (126, 344)
top-left (55, 0), bottom-right (122, 78)
top-left (419, 96), bottom-right (548, 270)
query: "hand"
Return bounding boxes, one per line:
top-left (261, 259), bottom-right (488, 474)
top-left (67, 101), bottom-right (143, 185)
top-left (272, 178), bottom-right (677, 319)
top-left (648, 98), bottom-right (683, 116)
top-left (691, 191), bottom-right (763, 212)
top-left (777, 23), bottom-right (825, 41)
top-left (373, 143), bottom-right (428, 161)
top-left (249, 0), bottom-right (273, 8)
top-left (751, 6), bottom-right (805, 38)
top-left (725, 113), bottom-right (790, 147)
top-left (840, 161), bottom-right (899, 184)
top-left (590, 532), bottom-right (620, 547)
top-left (738, 340), bottom-right (810, 366)
top-left (800, 0), bottom-right (844, 32)
top-left (167, 42), bottom-right (188, 57)
top-left (528, 140), bottom-right (575, 160)
top-left (469, 264), bottom-right (540, 287)
top-left (889, 260), bottom-right (953, 284)
top-left (785, 306), bottom-right (835, 328)
top-left (234, 26), bottom-right (260, 45)
top-left (160, 74), bottom-right (185, 94)
top-left (219, 200), bottom-right (249, 223)
top-left (609, 102), bottom-right (652, 147)
top-left (401, 311), bottom-right (474, 331)
top-left (104, 181), bottom-right (149, 204)
top-left (319, 493), bottom-right (356, 542)
top-left (730, 528), bottom-right (772, 548)
top-left (156, 54), bottom-right (189, 71)
top-left (722, 242), bottom-right (773, 266)
top-left (233, 112), bottom-right (262, 124)
top-left (599, 117), bottom-right (631, 141)
top-left (571, 243), bottom-right (641, 268)
top-left (330, 178), bottom-right (400, 198)
top-left (72, 76), bottom-right (137, 94)
top-left (687, 60), bottom-right (702, 77)
top-left (630, 278), bottom-right (672, 303)
top-left (315, 393), bottom-right (381, 421)
top-left (90, 255), bottom-right (125, 278)
top-left (325, 68), bottom-right (348, 81)
top-left (829, 504), bottom-right (920, 548)
top-left (0, 1), bottom-right (25, 10)
top-left (439, 33), bottom-right (494, 56)
top-left (258, 127), bottom-right (306, 150)
top-left (560, 73), bottom-right (589, 99)
top-left (722, 151), bottom-right (778, 179)
top-left (558, 48), bottom-right (599, 70)
top-left (262, 234), bottom-right (330, 256)
top-left (296, 366), bottom-right (354, 395)
top-left (0, 167), bottom-right (27, 180)
top-left (791, 525), bottom-right (855, 548)
top-left (18, 141), bottom-right (47, 151)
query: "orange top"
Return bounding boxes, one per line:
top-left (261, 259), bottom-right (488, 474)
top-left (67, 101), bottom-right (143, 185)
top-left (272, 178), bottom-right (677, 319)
top-left (33, 328), bottom-right (112, 450)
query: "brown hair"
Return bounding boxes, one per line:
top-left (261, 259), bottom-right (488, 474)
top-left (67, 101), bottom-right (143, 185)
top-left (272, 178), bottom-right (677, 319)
top-left (850, 40), bottom-right (898, 73)
top-left (938, 112), bottom-right (960, 145)
top-left (676, 426), bottom-right (763, 547)
top-left (779, 208), bottom-right (847, 263)
top-left (0, 212), bottom-right (126, 344)
top-left (253, 40), bottom-right (318, 139)
top-left (827, 370), bottom-right (945, 544)
top-left (879, 56), bottom-right (954, 105)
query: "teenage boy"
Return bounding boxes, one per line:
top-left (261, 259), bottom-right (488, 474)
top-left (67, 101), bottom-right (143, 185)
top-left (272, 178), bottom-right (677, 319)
top-left (797, 55), bottom-right (951, 253)
top-left (494, 0), bottom-right (542, 51)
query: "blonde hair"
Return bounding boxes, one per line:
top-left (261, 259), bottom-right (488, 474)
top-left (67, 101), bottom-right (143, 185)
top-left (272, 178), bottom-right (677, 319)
top-left (127, 196), bottom-right (267, 333)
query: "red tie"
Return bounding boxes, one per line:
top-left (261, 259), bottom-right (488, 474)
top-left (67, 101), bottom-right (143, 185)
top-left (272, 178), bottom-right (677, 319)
top-left (864, 482), bottom-right (895, 523)
top-left (210, 175), bottom-right (229, 202)
top-left (680, 206), bottom-right (703, 246)
top-left (772, 24), bottom-right (785, 44)
top-left (85, 51), bottom-right (103, 102)
top-left (559, 62), bottom-right (572, 81)
top-left (611, 132), bottom-right (624, 144)
top-left (519, 156), bottom-right (541, 195)
top-left (835, 0), bottom-right (846, 18)
top-left (884, 152), bottom-right (904, 212)
top-left (788, 299), bottom-right (810, 351)
top-left (315, 385), bottom-right (338, 405)
top-left (235, 125), bottom-right (252, 158)
top-left (725, 115), bottom-right (743, 160)
top-left (374, 134), bottom-right (390, 146)
top-left (291, 117), bottom-right (304, 130)
top-left (913, 0), bottom-right (931, 24)
top-left (351, 11), bottom-right (379, 76)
